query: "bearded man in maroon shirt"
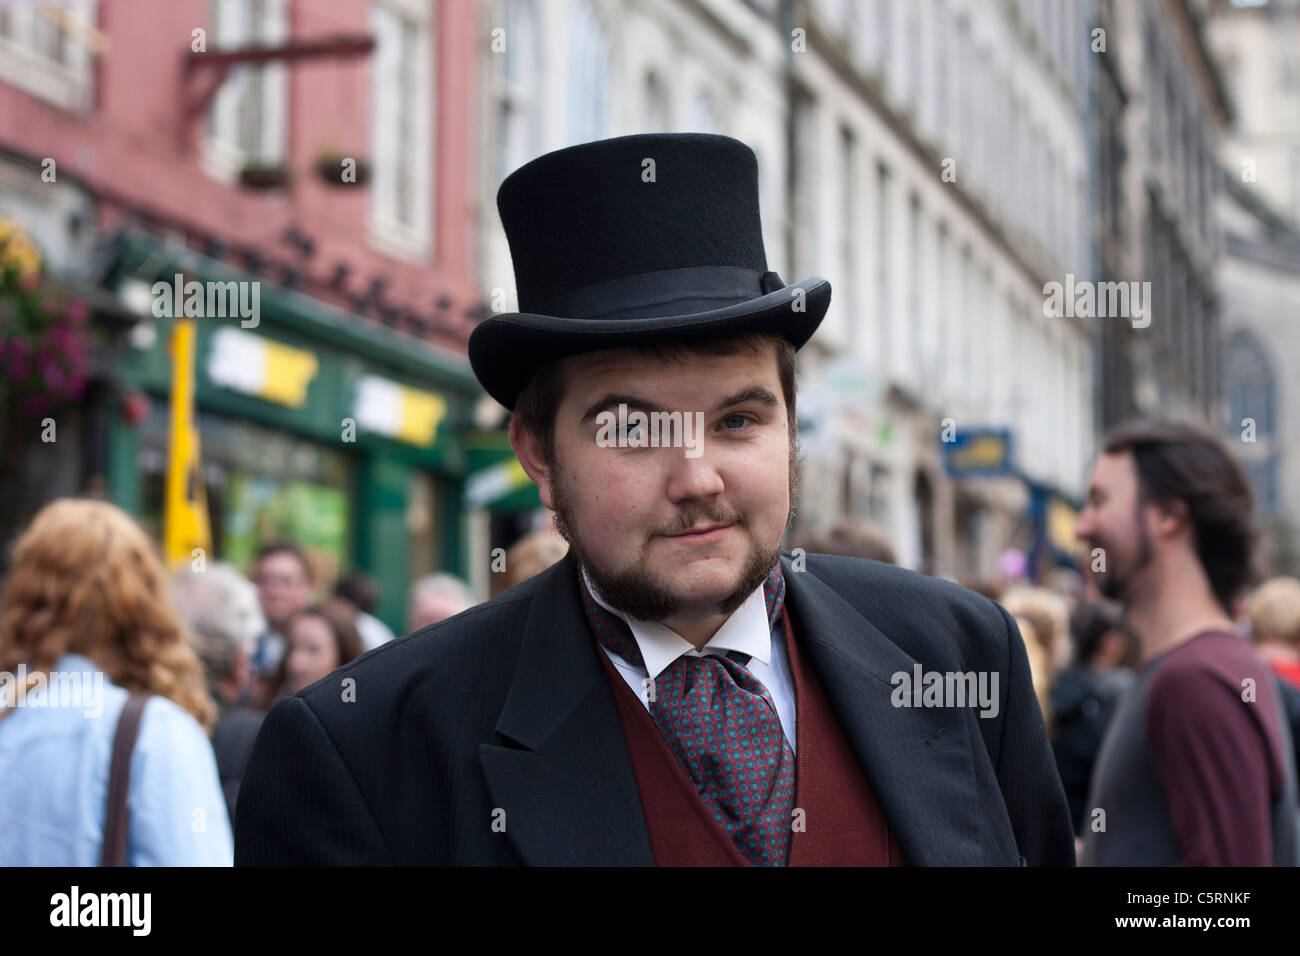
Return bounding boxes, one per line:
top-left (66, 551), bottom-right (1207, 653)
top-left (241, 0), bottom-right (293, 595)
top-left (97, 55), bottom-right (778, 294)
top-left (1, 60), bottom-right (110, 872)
top-left (1075, 419), bottom-right (1299, 866)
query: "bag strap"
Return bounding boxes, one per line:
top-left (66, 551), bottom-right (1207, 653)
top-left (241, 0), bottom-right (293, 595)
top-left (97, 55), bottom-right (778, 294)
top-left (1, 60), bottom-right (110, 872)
top-left (100, 692), bottom-right (150, 867)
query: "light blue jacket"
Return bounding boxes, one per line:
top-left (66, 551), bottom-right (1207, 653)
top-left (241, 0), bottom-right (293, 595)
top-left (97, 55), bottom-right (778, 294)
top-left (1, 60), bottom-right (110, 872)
top-left (0, 653), bottom-right (233, 866)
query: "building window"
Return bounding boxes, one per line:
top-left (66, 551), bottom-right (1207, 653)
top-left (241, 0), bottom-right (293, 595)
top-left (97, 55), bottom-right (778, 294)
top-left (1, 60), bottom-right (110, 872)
top-left (0, 1), bottom-right (96, 112)
top-left (205, 0), bottom-right (288, 180)
top-left (644, 70), bottom-right (669, 132)
top-left (907, 191), bottom-right (922, 381)
top-left (567, 0), bottom-right (609, 144)
top-left (1223, 331), bottom-right (1278, 513)
top-left (688, 87), bottom-right (718, 134)
top-left (875, 160), bottom-right (891, 374)
top-left (370, 0), bottom-right (434, 259)
top-left (933, 0), bottom-right (949, 138)
top-left (837, 126), bottom-right (856, 350)
top-left (496, 0), bottom-right (543, 187)
top-left (790, 87), bottom-right (819, 282)
top-left (935, 221), bottom-right (949, 392)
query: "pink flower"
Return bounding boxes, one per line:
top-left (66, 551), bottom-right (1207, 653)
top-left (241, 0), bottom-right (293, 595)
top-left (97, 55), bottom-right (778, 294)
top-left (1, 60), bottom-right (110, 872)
top-left (66, 299), bottom-right (89, 324)
top-left (44, 364), bottom-right (65, 392)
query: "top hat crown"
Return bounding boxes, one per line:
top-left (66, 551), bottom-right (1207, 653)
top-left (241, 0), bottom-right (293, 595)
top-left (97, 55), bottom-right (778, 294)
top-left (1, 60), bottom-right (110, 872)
top-left (468, 132), bottom-right (831, 410)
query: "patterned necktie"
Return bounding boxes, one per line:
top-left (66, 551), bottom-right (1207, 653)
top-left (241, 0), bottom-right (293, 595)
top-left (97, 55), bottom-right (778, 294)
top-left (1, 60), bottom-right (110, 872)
top-left (578, 561), bottom-right (797, 866)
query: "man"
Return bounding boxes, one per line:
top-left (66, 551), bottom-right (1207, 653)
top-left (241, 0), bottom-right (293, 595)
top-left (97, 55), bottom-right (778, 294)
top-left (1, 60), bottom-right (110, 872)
top-left (1076, 420), bottom-right (1299, 866)
top-left (335, 570), bottom-right (397, 652)
top-left (1247, 576), bottom-right (1300, 689)
top-left (174, 562), bottom-right (267, 824)
top-left (406, 572), bottom-right (475, 632)
top-left (248, 541), bottom-right (315, 708)
top-left (236, 133), bottom-right (1072, 866)
top-left (1245, 577), bottom-right (1300, 790)
top-left (1050, 602), bottom-right (1134, 838)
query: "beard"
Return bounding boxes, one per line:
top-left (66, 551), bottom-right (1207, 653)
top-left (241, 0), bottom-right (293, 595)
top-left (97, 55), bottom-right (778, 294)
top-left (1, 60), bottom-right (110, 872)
top-left (551, 435), bottom-right (801, 623)
top-left (1093, 518), bottom-right (1154, 605)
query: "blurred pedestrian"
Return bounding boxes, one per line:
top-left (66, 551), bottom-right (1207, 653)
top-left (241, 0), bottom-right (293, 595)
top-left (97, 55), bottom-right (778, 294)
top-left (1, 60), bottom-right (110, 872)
top-left (174, 561), bottom-right (267, 826)
top-left (493, 527), bottom-right (569, 597)
top-left (248, 540), bottom-right (315, 708)
top-left (0, 499), bottom-right (232, 865)
top-left (407, 572), bottom-right (474, 632)
top-left (1002, 586), bottom-right (1071, 677)
top-left (1003, 586), bottom-right (1071, 735)
top-left (334, 570), bottom-right (396, 651)
top-left (792, 519), bottom-right (896, 564)
top-left (1050, 602), bottom-right (1135, 836)
top-left (1246, 576), bottom-right (1300, 785)
top-left (1012, 614), bottom-right (1051, 726)
top-left (268, 600), bottom-right (365, 700)
top-left (1075, 419), bottom-right (1297, 865)
top-left (1246, 576), bottom-right (1300, 690)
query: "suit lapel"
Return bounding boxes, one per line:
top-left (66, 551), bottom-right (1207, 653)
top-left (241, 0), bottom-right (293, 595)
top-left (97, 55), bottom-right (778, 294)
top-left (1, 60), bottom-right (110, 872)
top-left (781, 553), bottom-right (1017, 865)
top-left (478, 553), bottom-right (654, 865)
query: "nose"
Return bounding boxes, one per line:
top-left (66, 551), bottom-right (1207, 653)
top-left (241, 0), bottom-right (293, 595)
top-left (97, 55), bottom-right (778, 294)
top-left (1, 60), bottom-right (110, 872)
top-left (1074, 506), bottom-right (1095, 540)
top-left (663, 440), bottom-right (725, 504)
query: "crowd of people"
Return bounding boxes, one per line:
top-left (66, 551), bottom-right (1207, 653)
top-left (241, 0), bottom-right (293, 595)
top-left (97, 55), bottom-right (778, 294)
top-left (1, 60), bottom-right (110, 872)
top-left (1, 419), bottom-right (1297, 865)
top-left (0, 504), bottom-right (474, 865)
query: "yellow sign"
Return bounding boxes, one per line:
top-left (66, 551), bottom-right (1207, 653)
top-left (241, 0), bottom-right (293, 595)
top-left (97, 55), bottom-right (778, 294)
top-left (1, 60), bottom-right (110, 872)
top-left (261, 339), bottom-right (319, 407)
top-left (164, 318), bottom-right (213, 567)
top-left (951, 434), bottom-right (1009, 471)
top-left (353, 375), bottom-right (447, 447)
top-left (1047, 497), bottom-right (1081, 555)
top-left (207, 327), bottom-right (319, 408)
top-left (397, 387), bottom-right (448, 447)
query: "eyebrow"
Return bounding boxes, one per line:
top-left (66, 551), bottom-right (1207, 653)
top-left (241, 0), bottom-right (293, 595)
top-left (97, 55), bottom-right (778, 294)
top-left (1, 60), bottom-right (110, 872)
top-left (579, 385), bottom-right (780, 424)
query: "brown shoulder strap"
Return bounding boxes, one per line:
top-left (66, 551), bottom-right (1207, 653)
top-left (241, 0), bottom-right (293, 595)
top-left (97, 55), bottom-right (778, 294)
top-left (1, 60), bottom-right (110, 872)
top-left (100, 693), bottom-right (150, 867)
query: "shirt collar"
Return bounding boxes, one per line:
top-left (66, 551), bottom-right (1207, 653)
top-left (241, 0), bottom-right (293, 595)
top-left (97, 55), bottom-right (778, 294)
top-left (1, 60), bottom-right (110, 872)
top-left (580, 564), bottom-right (774, 679)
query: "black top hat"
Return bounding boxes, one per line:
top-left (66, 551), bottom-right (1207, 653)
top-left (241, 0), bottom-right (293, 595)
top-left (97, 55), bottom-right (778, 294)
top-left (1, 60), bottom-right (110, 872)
top-left (467, 133), bottom-right (831, 410)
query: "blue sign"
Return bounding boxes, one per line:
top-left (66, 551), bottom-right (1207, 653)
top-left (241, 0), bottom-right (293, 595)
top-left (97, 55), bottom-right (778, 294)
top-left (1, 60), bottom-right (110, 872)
top-left (941, 428), bottom-right (1015, 478)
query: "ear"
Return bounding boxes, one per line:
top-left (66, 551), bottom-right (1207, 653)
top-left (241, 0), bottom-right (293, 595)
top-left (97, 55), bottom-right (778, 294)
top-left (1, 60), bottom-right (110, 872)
top-left (509, 414), bottom-right (556, 510)
top-left (1150, 496), bottom-right (1189, 540)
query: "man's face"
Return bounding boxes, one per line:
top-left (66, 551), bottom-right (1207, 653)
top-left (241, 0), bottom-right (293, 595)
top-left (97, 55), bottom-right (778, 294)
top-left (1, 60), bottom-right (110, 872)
top-left (1074, 451), bottom-right (1154, 606)
top-left (254, 553), bottom-right (313, 630)
top-left (529, 342), bottom-right (797, 623)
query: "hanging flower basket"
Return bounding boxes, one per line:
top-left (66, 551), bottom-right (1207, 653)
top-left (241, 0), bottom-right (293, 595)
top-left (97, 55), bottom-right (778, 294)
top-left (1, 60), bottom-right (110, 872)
top-left (238, 161), bottom-right (291, 191)
top-left (0, 219), bottom-right (93, 421)
top-left (314, 152), bottom-right (371, 187)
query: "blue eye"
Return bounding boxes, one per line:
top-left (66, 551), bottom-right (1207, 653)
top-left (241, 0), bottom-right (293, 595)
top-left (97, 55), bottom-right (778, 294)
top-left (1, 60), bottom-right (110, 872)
top-left (722, 415), bottom-right (753, 430)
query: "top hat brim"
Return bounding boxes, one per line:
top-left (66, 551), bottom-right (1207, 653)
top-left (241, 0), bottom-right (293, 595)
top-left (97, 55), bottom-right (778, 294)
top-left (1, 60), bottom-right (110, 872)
top-left (468, 276), bottom-right (830, 411)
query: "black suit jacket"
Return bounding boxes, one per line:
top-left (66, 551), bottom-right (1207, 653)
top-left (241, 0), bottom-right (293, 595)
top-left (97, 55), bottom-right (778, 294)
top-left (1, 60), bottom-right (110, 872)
top-left (235, 551), bottom-right (1075, 865)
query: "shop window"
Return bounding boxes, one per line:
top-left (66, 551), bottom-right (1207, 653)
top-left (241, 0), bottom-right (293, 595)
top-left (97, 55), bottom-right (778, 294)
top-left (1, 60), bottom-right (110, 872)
top-left (139, 402), bottom-right (355, 587)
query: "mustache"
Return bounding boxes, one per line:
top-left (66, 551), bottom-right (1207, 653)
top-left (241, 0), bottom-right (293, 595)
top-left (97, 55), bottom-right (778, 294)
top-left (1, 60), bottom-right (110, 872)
top-left (657, 510), bottom-right (745, 537)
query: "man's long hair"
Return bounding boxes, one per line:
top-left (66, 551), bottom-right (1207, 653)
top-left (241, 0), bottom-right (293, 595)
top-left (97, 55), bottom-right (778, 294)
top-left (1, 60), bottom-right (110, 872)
top-left (1103, 418), bottom-right (1259, 616)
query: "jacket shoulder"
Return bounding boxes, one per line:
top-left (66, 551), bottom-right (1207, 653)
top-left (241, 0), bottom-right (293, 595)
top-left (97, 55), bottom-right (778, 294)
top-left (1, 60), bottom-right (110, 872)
top-left (292, 567), bottom-right (549, 721)
top-left (792, 551), bottom-right (1014, 664)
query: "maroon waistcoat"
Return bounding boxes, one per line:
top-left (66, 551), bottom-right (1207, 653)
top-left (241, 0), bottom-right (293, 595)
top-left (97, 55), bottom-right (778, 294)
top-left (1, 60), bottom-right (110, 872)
top-left (597, 604), bottom-right (906, 865)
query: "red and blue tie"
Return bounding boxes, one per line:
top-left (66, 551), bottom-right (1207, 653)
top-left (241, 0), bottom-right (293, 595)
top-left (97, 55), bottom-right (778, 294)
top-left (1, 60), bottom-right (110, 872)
top-left (578, 562), bottom-right (797, 866)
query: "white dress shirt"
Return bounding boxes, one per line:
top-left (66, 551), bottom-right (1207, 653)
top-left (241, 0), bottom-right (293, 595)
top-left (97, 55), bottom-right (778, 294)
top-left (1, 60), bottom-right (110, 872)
top-left (582, 565), bottom-right (797, 753)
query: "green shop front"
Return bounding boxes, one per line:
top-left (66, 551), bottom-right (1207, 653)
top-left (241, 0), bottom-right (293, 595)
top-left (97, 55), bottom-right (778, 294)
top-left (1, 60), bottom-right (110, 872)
top-left (103, 234), bottom-right (484, 634)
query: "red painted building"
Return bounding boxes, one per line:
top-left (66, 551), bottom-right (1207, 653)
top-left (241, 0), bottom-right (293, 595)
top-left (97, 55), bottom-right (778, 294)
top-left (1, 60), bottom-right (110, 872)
top-left (0, 0), bottom-right (500, 630)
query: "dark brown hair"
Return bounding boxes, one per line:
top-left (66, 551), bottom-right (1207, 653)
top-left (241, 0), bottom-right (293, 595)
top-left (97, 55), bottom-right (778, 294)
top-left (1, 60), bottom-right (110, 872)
top-left (254, 539), bottom-right (314, 585)
top-left (272, 598), bottom-right (366, 695)
top-left (1102, 418), bottom-right (1259, 615)
top-left (513, 332), bottom-right (798, 466)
